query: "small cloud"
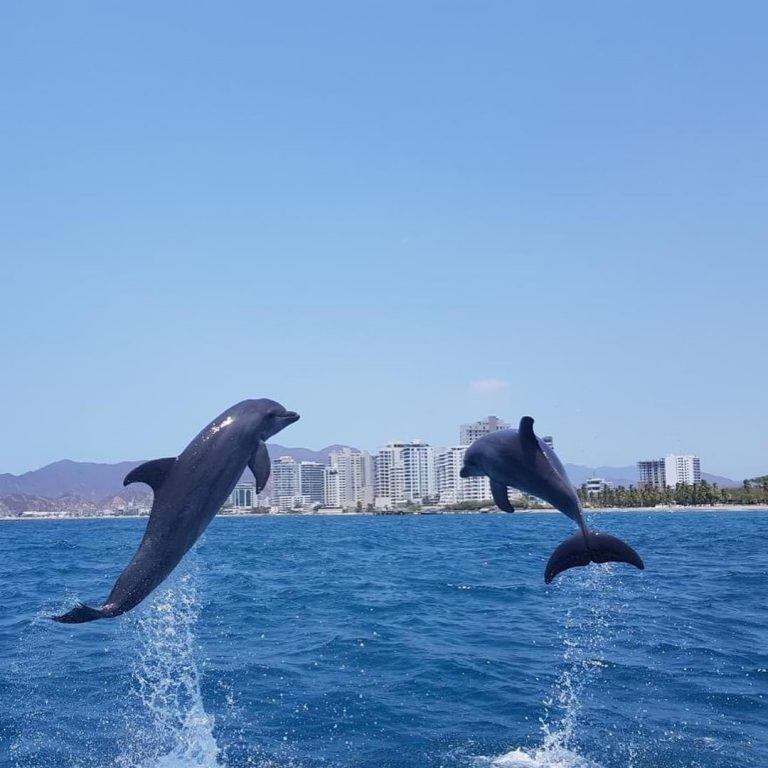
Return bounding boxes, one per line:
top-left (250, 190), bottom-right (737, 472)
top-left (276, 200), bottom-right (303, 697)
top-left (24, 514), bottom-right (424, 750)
top-left (469, 378), bottom-right (509, 395)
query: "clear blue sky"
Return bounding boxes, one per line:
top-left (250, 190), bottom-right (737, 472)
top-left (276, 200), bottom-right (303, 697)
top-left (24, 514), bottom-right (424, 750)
top-left (1, 2), bottom-right (766, 478)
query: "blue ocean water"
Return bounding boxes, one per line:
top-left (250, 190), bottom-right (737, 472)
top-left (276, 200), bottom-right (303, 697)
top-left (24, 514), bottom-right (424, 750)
top-left (0, 511), bottom-right (766, 768)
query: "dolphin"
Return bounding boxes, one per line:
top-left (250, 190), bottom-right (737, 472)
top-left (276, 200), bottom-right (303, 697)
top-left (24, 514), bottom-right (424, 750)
top-left (460, 416), bottom-right (644, 583)
top-left (52, 398), bottom-right (300, 623)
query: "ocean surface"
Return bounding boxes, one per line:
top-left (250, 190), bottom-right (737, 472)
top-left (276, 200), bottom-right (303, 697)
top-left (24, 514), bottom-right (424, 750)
top-left (0, 511), bottom-right (766, 768)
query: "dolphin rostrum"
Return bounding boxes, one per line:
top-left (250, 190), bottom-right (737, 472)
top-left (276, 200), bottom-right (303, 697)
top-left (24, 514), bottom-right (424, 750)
top-left (460, 416), bottom-right (644, 582)
top-left (52, 398), bottom-right (300, 623)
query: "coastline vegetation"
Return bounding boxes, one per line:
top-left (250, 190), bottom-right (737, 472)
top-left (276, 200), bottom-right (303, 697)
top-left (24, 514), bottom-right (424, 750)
top-left (576, 477), bottom-right (768, 508)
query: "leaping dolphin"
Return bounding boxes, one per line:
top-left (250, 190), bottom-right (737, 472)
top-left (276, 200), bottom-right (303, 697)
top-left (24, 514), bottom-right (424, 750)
top-left (460, 416), bottom-right (644, 583)
top-left (52, 398), bottom-right (300, 623)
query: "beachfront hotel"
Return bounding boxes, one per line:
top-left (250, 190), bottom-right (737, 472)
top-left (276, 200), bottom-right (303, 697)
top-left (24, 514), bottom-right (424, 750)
top-left (664, 454), bottom-right (701, 487)
top-left (374, 441), bottom-right (436, 507)
top-left (638, 454), bottom-right (701, 488)
top-left (325, 448), bottom-right (375, 509)
top-left (299, 461), bottom-right (326, 505)
top-left (436, 446), bottom-right (492, 504)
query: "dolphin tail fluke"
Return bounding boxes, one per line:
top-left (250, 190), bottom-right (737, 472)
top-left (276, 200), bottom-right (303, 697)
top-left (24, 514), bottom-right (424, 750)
top-left (51, 602), bottom-right (105, 624)
top-left (544, 531), bottom-right (644, 583)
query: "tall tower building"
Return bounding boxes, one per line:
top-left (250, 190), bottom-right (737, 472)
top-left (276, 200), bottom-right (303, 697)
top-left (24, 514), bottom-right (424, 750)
top-left (228, 482), bottom-right (257, 508)
top-left (327, 448), bottom-right (375, 509)
top-left (459, 416), bottom-right (510, 445)
top-left (436, 446), bottom-right (492, 504)
top-left (663, 454), bottom-right (701, 487)
top-left (272, 456), bottom-right (300, 510)
top-left (638, 455), bottom-right (701, 488)
top-left (299, 461), bottom-right (326, 504)
top-left (375, 441), bottom-right (436, 505)
top-left (637, 460), bottom-right (666, 489)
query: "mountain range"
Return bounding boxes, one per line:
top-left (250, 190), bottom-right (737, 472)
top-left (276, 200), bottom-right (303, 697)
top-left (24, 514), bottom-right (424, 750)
top-left (0, 445), bottom-right (355, 502)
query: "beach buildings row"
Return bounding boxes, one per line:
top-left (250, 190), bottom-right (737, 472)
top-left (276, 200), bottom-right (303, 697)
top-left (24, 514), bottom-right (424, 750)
top-left (637, 454), bottom-right (701, 489)
top-left (226, 416), bottom-right (540, 512)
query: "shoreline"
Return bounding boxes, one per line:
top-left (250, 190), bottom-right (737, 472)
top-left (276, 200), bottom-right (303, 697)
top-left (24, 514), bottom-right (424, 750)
top-left (1, 504), bottom-right (767, 522)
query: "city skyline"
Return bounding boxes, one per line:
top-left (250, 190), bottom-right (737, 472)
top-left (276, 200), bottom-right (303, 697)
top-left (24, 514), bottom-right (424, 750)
top-left (225, 426), bottom-right (707, 512)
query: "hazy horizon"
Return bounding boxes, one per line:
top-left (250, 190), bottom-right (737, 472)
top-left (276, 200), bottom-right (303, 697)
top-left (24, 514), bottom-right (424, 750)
top-left (2, 3), bottom-right (766, 478)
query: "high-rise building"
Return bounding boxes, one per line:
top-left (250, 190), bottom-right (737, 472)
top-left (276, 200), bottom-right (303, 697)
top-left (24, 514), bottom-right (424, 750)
top-left (375, 441), bottom-right (436, 505)
top-left (638, 455), bottom-right (701, 488)
top-left (459, 416), bottom-right (510, 445)
top-left (272, 456), bottom-right (301, 510)
top-left (324, 466), bottom-right (341, 507)
top-left (436, 446), bottom-right (492, 504)
top-left (664, 454), bottom-right (701, 487)
top-left (326, 448), bottom-right (375, 509)
top-left (637, 460), bottom-right (666, 488)
top-left (299, 461), bottom-right (326, 504)
top-left (228, 482), bottom-right (257, 508)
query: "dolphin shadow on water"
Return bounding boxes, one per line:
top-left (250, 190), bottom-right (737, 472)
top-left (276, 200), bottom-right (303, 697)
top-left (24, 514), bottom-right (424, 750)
top-left (460, 416), bottom-right (644, 582)
top-left (52, 399), bottom-right (300, 623)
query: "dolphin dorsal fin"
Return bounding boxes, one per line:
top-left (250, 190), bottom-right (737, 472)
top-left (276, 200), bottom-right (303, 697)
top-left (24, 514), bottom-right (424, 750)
top-left (518, 416), bottom-right (540, 451)
top-left (248, 441), bottom-right (271, 493)
top-left (123, 457), bottom-right (176, 492)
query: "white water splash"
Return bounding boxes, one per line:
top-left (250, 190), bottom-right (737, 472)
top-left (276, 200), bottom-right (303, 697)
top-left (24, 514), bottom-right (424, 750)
top-left (115, 561), bottom-right (221, 768)
top-left (488, 565), bottom-right (622, 768)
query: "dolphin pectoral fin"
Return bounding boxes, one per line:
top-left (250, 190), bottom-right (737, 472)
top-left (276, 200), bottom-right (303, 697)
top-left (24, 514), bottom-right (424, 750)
top-left (249, 441), bottom-right (271, 493)
top-left (544, 531), bottom-right (645, 583)
top-left (490, 481), bottom-right (515, 513)
top-left (123, 457), bottom-right (176, 492)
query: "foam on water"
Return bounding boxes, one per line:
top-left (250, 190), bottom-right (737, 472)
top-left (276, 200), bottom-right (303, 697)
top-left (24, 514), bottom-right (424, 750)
top-left (115, 558), bottom-right (221, 768)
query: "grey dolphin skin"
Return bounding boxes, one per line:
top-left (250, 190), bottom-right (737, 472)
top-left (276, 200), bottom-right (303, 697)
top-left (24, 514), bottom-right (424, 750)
top-left (460, 416), bottom-right (644, 583)
top-left (52, 398), bottom-right (300, 623)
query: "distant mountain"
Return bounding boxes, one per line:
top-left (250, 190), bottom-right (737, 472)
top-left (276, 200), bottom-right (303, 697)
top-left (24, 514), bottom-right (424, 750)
top-left (265, 444), bottom-right (357, 465)
top-left (0, 444), bottom-right (358, 505)
top-left (564, 463), bottom-right (740, 489)
top-left (564, 464), bottom-right (637, 488)
top-left (700, 472), bottom-right (741, 488)
top-left (0, 460), bottom-right (144, 500)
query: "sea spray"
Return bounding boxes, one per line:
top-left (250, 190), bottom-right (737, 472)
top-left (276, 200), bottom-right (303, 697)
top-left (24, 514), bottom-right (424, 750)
top-left (490, 564), bottom-right (624, 768)
top-left (115, 557), bottom-right (221, 768)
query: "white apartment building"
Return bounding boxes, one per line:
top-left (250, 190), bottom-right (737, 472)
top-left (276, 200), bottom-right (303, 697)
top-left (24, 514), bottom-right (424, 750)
top-left (324, 466), bottom-right (341, 507)
top-left (638, 455), bottom-right (701, 488)
top-left (326, 448), bottom-right (375, 509)
top-left (436, 446), bottom-right (492, 504)
top-left (272, 456), bottom-right (301, 510)
top-left (664, 454), bottom-right (701, 487)
top-left (585, 477), bottom-right (610, 495)
top-left (228, 482), bottom-right (257, 508)
top-left (375, 441), bottom-right (436, 505)
top-left (459, 416), bottom-right (510, 445)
